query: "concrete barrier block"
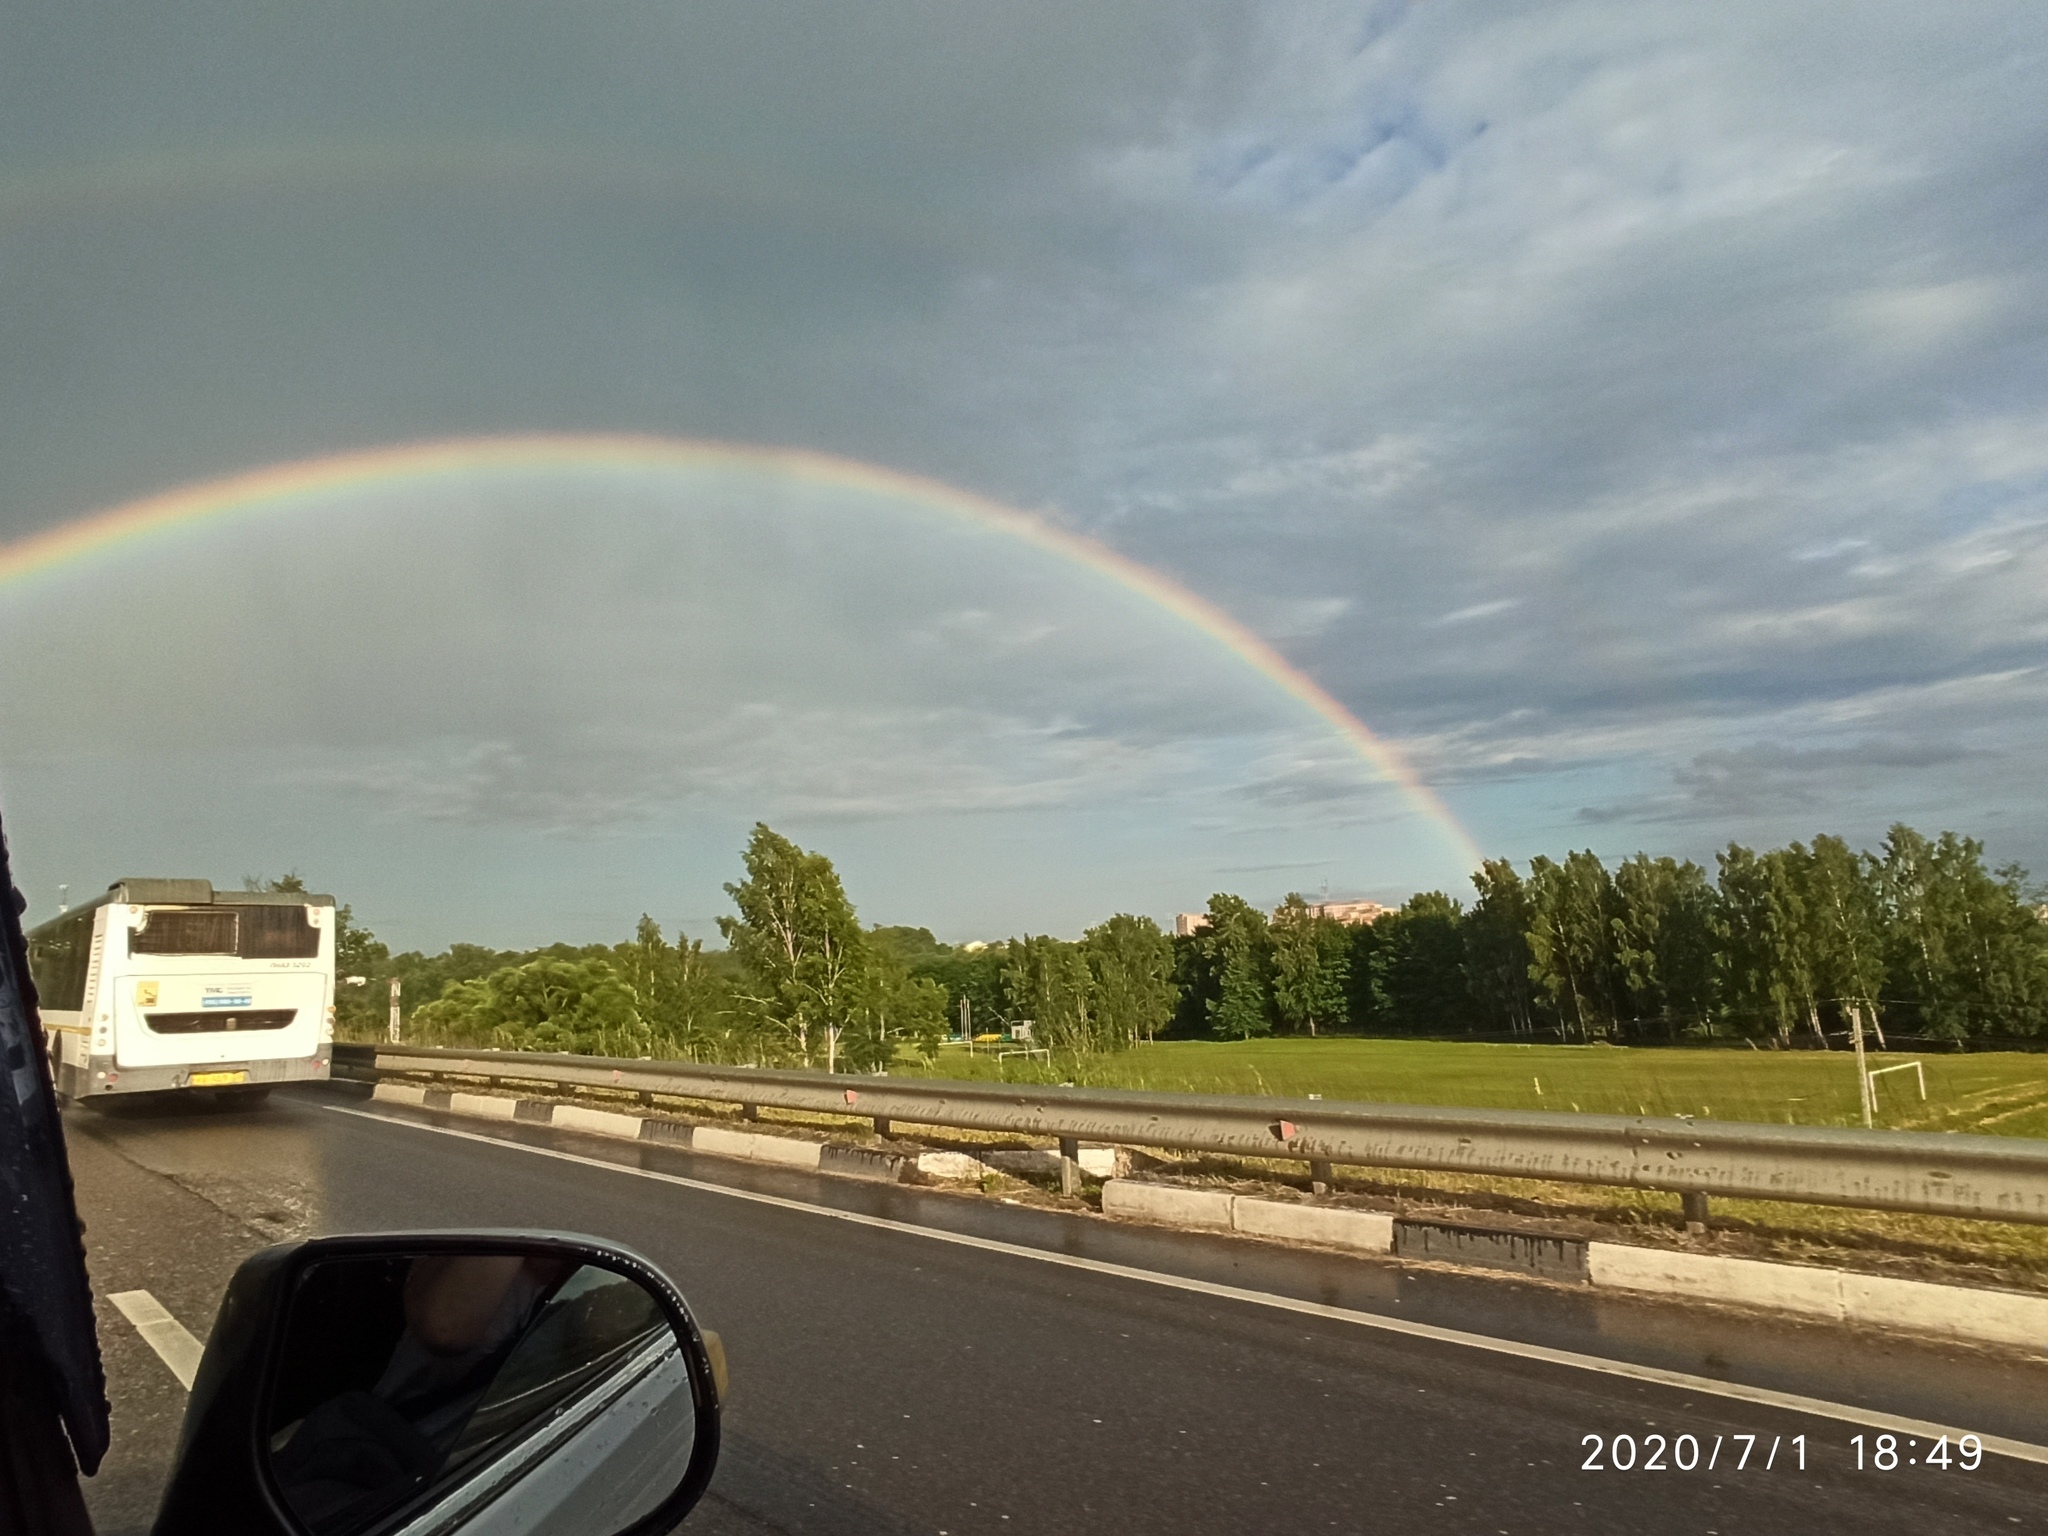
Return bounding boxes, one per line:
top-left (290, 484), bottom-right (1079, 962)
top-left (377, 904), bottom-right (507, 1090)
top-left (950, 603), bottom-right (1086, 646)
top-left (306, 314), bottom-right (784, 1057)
top-left (1232, 1199), bottom-right (1394, 1253)
top-left (689, 1125), bottom-right (824, 1167)
top-left (819, 1145), bottom-right (907, 1182)
top-left (1101, 1180), bottom-right (1235, 1230)
top-left (554, 1104), bottom-right (644, 1140)
top-left (916, 1151), bottom-right (991, 1181)
top-left (373, 1082), bottom-right (428, 1106)
top-left (449, 1092), bottom-right (518, 1120)
top-left (1397, 1220), bottom-right (1587, 1281)
top-left (751, 1134), bottom-right (824, 1169)
top-left (692, 1126), bottom-right (756, 1160)
top-left (1839, 1271), bottom-right (2048, 1349)
top-left (1587, 1244), bottom-right (1845, 1321)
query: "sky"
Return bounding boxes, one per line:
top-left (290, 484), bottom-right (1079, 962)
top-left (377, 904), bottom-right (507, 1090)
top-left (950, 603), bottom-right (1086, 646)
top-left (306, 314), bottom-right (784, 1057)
top-left (0, 3), bottom-right (2043, 949)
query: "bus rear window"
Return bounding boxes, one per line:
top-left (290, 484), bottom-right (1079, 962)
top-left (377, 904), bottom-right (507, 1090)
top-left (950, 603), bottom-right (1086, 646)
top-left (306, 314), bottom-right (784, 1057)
top-left (238, 904), bottom-right (321, 959)
top-left (128, 905), bottom-right (322, 959)
top-left (132, 910), bottom-right (239, 955)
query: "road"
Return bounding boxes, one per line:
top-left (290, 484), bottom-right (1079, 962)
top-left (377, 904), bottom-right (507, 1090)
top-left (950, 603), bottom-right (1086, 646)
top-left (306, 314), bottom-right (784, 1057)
top-left (64, 1084), bottom-right (2048, 1535)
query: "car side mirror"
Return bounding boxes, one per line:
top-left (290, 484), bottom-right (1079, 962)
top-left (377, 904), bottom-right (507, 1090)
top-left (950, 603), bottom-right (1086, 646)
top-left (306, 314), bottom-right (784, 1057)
top-left (152, 1232), bottom-right (723, 1536)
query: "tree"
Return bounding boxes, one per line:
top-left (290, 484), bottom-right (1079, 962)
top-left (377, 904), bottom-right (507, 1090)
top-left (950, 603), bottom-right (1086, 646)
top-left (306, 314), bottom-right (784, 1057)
top-left (1797, 836), bottom-right (1888, 1046)
top-left (1269, 895), bottom-right (1349, 1036)
top-left (1003, 934), bottom-right (1100, 1053)
top-left (1609, 854), bottom-right (1716, 1037)
top-left (718, 824), bottom-right (868, 1068)
top-left (411, 955), bottom-right (638, 1055)
top-left (330, 904), bottom-right (391, 1037)
top-left (1466, 860), bottom-right (1543, 1035)
top-left (615, 916), bottom-right (730, 1059)
top-left (1526, 852), bottom-right (1618, 1039)
top-left (1372, 893), bottom-right (1467, 1033)
top-left (912, 944), bottom-right (1008, 1040)
top-left (1878, 826), bottom-right (2048, 1040)
top-left (1082, 914), bottom-right (1176, 1045)
top-left (1201, 893), bottom-right (1272, 1040)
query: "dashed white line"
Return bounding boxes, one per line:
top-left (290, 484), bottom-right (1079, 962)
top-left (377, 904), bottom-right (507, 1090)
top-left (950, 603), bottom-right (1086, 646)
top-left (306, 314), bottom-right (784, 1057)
top-left (108, 1290), bottom-right (204, 1390)
top-left (327, 1102), bottom-right (2048, 1466)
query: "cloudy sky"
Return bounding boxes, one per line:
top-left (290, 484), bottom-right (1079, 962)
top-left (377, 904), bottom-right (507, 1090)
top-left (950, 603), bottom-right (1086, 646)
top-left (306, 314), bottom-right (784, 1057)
top-left (0, 3), bottom-right (2043, 948)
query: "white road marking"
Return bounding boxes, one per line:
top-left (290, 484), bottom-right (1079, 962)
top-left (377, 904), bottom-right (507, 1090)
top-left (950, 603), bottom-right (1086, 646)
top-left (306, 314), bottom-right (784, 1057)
top-left (329, 1102), bottom-right (2048, 1467)
top-left (108, 1290), bottom-right (204, 1390)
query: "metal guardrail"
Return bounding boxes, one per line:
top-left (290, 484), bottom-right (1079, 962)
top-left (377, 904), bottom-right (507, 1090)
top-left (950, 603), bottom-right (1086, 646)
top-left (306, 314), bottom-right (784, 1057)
top-left (337, 1042), bottom-right (2048, 1226)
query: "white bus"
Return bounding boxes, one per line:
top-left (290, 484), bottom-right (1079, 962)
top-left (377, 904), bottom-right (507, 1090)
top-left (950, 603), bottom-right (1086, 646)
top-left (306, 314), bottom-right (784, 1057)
top-left (28, 878), bottom-right (335, 1104)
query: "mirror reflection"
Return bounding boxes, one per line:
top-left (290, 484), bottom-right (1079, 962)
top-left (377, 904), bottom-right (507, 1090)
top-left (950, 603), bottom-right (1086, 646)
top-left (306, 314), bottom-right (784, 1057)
top-left (266, 1249), bottom-right (694, 1535)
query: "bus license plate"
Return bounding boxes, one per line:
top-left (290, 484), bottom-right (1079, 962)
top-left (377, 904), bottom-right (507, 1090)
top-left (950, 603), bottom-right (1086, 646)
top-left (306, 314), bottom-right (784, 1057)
top-left (189, 1070), bottom-right (249, 1087)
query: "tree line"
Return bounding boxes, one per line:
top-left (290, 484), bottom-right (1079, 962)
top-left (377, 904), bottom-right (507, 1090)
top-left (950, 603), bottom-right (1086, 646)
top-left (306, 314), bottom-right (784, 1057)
top-left (331, 820), bottom-right (2048, 1065)
top-left (1166, 826), bottom-right (2048, 1047)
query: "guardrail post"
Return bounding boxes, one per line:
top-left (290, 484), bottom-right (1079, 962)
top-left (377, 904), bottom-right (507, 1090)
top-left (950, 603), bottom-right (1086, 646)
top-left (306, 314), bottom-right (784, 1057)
top-left (741, 1103), bottom-right (759, 1122)
top-left (1682, 1190), bottom-right (1710, 1235)
top-left (873, 1117), bottom-right (891, 1139)
top-left (1059, 1136), bottom-right (1081, 1196)
top-left (1310, 1159), bottom-right (1334, 1195)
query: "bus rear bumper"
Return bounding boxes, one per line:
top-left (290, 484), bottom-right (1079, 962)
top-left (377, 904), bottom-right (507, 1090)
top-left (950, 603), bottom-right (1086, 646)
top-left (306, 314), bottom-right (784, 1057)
top-left (57, 1053), bottom-right (332, 1099)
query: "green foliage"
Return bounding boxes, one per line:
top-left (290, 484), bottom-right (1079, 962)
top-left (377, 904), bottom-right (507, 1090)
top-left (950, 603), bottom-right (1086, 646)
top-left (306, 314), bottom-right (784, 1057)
top-left (615, 915), bottom-right (731, 1058)
top-left (1465, 859), bottom-right (1544, 1034)
top-left (319, 817), bottom-right (2048, 1067)
top-left (1269, 895), bottom-right (1349, 1036)
top-left (867, 926), bottom-right (946, 965)
top-left (1878, 826), bottom-right (2048, 1040)
top-left (843, 951), bottom-right (949, 1069)
top-left (1367, 893), bottom-right (1467, 1034)
top-left (718, 823), bottom-right (868, 1068)
top-left (411, 956), bottom-right (639, 1055)
top-left (1609, 854), bottom-right (1716, 1033)
top-left (1083, 913), bottom-right (1176, 1045)
top-left (911, 944), bottom-right (1008, 1038)
top-left (1526, 852), bottom-right (1621, 1038)
top-left (1202, 893), bottom-right (1273, 1040)
top-left (1002, 934), bottom-right (1100, 1052)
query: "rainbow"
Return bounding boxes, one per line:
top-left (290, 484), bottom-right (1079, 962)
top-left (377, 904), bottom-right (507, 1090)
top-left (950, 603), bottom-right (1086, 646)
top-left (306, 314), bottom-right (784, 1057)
top-left (0, 433), bottom-right (1483, 868)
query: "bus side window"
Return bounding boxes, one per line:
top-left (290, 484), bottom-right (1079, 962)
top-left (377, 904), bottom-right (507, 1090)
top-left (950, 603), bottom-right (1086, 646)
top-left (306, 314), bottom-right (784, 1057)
top-left (28, 909), bottom-right (94, 1011)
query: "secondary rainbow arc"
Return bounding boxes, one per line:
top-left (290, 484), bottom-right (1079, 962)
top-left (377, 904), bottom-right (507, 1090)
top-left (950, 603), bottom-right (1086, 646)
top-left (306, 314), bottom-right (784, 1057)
top-left (0, 433), bottom-right (1484, 868)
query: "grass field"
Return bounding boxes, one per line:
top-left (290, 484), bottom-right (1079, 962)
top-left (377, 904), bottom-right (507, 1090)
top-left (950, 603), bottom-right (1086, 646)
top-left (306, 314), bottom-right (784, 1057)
top-left (901, 1036), bottom-right (2048, 1139)
top-left (888, 1036), bottom-right (2048, 1285)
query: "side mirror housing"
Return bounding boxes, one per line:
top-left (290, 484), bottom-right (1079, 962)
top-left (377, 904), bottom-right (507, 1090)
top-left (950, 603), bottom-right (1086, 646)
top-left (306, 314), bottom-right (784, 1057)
top-left (153, 1232), bottom-right (722, 1536)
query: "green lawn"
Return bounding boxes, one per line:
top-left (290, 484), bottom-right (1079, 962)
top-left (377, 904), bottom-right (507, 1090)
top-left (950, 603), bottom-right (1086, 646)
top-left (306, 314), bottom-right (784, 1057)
top-left (900, 1036), bottom-right (2048, 1139)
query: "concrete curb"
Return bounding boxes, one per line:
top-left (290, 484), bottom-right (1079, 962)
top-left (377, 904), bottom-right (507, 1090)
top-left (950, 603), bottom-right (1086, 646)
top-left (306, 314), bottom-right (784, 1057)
top-left (1587, 1242), bottom-right (2048, 1351)
top-left (371, 1080), bottom-right (893, 1181)
top-left (1097, 1178), bottom-right (2048, 1352)
top-left (367, 1084), bottom-right (2047, 1351)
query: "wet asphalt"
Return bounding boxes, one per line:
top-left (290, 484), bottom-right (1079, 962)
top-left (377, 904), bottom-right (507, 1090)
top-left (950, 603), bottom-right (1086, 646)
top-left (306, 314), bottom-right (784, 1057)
top-left (64, 1084), bottom-right (2048, 1536)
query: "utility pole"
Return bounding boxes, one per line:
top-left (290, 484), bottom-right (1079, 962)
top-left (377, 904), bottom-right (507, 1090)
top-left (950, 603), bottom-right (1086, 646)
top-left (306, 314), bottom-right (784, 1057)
top-left (958, 995), bottom-right (971, 1049)
top-left (388, 977), bottom-right (402, 1044)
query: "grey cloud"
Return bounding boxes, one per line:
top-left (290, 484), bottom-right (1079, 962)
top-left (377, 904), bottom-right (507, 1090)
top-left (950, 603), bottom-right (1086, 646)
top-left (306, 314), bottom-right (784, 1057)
top-left (4, 2), bottom-right (2048, 934)
top-left (1576, 738), bottom-right (1979, 827)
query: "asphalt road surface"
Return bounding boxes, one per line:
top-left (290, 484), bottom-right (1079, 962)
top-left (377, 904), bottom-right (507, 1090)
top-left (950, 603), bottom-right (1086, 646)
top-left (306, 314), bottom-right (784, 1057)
top-left (64, 1085), bottom-right (2048, 1535)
